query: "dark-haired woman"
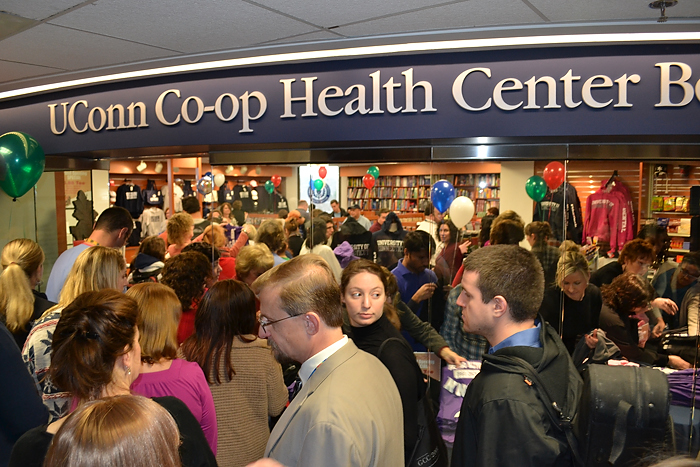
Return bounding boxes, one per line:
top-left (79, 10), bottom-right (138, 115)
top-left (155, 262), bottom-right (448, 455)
top-left (161, 251), bottom-right (214, 345)
top-left (599, 272), bottom-right (691, 369)
top-left (434, 220), bottom-right (464, 285)
top-left (9, 290), bottom-right (216, 467)
top-left (180, 280), bottom-right (288, 467)
top-left (341, 260), bottom-right (445, 466)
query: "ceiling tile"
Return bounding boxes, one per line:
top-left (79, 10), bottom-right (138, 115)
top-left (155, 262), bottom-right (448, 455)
top-left (0, 11), bottom-right (38, 40)
top-left (529, 0), bottom-right (700, 22)
top-left (0, 24), bottom-right (178, 71)
top-left (48, 0), bottom-right (320, 54)
top-left (334, 0), bottom-right (545, 37)
top-left (265, 30), bottom-right (344, 45)
top-left (0, 60), bottom-right (63, 83)
top-left (0, 0), bottom-right (89, 21)
top-left (252, 0), bottom-right (464, 28)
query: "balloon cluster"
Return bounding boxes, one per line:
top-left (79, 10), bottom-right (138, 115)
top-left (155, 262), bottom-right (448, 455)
top-left (265, 174), bottom-right (282, 194)
top-left (429, 179), bottom-right (476, 228)
top-left (363, 166), bottom-right (379, 189)
top-left (309, 166), bottom-right (328, 193)
top-left (525, 161), bottom-right (565, 202)
top-left (0, 132), bottom-right (46, 201)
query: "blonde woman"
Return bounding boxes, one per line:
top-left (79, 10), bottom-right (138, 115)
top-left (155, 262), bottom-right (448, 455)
top-left (22, 246), bottom-right (128, 421)
top-left (44, 395), bottom-right (181, 467)
top-left (128, 283), bottom-right (218, 453)
top-left (538, 242), bottom-right (601, 354)
top-left (0, 239), bottom-right (54, 348)
top-left (165, 212), bottom-right (195, 258)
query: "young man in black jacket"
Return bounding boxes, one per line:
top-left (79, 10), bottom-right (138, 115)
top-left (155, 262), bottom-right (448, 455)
top-left (451, 245), bottom-right (582, 467)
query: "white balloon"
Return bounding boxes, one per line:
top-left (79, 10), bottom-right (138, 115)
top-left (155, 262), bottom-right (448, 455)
top-left (213, 173), bottom-right (226, 188)
top-left (449, 196), bottom-right (475, 228)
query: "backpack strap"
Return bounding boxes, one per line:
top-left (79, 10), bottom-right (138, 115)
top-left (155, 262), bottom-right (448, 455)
top-left (485, 357), bottom-right (584, 467)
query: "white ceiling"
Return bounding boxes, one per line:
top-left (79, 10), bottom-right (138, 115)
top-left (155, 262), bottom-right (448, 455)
top-left (0, 0), bottom-right (699, 90)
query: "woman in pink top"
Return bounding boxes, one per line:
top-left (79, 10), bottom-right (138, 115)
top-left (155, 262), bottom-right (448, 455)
top-left (127, 282), bottom-right (218, 453)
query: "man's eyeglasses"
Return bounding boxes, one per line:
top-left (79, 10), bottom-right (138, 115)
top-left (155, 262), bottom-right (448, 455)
top-left (679, 267), bottom-right (700, 280)
top-left (258, 313), bottom-right (306, 333)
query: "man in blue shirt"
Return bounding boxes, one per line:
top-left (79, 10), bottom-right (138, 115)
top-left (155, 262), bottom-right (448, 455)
top-left (46, 207), bottom-right (133, 302)
top-left (451, 245), bottom-right (582, 467)
top-left (392, 231), bottom-right (439, 350)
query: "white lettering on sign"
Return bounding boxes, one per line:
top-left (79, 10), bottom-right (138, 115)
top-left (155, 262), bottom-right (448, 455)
top-left (280, 68), bottom-right (436, 118)
top-left (655, 62), bottom-right (700, 107)
top-left (44, 62), bottom-right (699, 137)
top-left (154, 89), bottom-right (267, 133)
top-left (49, 100), bottom-right (147, 135)
top-left (452, 67), bottom-right (642, 111)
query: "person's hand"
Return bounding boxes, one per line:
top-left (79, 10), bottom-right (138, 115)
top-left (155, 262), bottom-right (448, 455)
top-left (246, 460), bottom-right (287, 467)
top-left (668, 355), bottom-right (692, 370)
top-left (412, 283), bottom-right (437, 303)
top-left (651, 318), bottom-right (666, 339)
top-left (458, 240), bottom-right (471, 255)
top-left (241, 224), bottom-right (256, 238)
top-left (439, 347), bottom-right (467, 365)
top-left (584, 330), bottom-right (599, 349)
top-left (652, 298), bottom-right (678, 315)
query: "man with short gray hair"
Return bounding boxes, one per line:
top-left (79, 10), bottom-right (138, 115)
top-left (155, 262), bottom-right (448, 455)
top-left (252, 255), bottom-right (404, 467)
top-left (451, 245), bottom-right (582, 467)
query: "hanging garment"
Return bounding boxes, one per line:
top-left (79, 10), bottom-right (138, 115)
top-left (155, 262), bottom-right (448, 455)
top-left (534, 182), bottom-right (583, 244)
top-left (115, 183), bottom-right (144, 218)
top-left (161, 184), bottom-right (184, 213)
top-left (233, 185), bottom-right (255, 212)
top-left (142, 179), bottom-right (164, 206)
top-left (139, 206), bottom-right (167, 237)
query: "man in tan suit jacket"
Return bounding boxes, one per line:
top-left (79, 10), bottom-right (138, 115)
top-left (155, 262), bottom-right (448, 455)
top-left (252, 254), bottom-right (404, 467)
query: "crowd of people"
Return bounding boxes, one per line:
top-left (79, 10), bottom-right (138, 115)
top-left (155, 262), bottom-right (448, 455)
top-left (2, 196), bottom-right (700, 467)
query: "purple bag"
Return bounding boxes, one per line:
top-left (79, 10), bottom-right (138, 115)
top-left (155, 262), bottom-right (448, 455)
top-left (437, 362), bottom-right (481, 448)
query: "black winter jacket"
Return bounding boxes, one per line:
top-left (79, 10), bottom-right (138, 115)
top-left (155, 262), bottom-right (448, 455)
top-left (451, 318), bottom-right (582, 467)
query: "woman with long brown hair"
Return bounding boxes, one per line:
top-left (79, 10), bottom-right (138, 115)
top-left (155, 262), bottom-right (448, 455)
top-left (180, 280), bottom-right (287, 467)
top-left (128, 282), bottom-right (217, 453)
top-left (10, 290), bottom-right (216, 467)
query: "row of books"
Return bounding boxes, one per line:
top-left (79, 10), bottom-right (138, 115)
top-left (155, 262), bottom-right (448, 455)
top-left (451, 174), bottom-right (501, 187)
top-left (348, 187), bottom-right (500, 200)
top-left (349, 198), bottom-right (420, 211)
top-left (455, 188), bottom-right (500, 199)
top-left (475, 199), bottom-right (499, 213)
top-left (347, 175), bottom-right (432, 188)
top-left (347, 173), bottom-right (501, 188)
top-left (347, 187), bottom-right (432, 198)
top-left (346, 197), bottom-right (499, 213)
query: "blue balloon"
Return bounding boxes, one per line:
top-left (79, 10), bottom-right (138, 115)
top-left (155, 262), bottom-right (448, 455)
top-left (196, 176), bottom-right (213, 195)
top-left (430, 180), bottom-right (455, 214)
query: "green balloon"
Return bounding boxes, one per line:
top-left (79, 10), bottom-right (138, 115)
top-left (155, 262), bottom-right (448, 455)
top-left (264, 180), bottom-right (274, 194)
top-left (313, 179), bottom-right (324, 191)
top-left (367, 166), bottom-right (380, 179)
top-left (0, 132), bottom-right (45, 200)
top-left (525, 175), bottom-right (548, 202)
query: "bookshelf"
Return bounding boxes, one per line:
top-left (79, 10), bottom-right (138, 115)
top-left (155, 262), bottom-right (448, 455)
top-left (347, 173), bottom-right (500, 214)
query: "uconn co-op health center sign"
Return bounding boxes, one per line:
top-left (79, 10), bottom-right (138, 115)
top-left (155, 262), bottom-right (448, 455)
top-left (1, 44), bottom-right (699, 155)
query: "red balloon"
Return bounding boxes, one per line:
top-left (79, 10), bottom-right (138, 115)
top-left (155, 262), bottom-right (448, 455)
top-left (543, 161), bottom-right (565, 190)
top-left (271, 175), bottom-right (282, 188)
top-left (249, 180), bottom-right (258, 188)
top-left (319, 166), bottom-right (327, 179)
top-left (362, 174), bottom-right (375, 190)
